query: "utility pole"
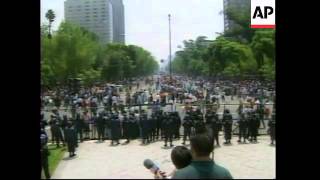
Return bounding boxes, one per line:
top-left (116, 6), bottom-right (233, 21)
top-left (168, 14), bottom-right (172, 82)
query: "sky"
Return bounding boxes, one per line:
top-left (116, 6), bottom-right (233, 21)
top-left (41, 0), bottom-right (224, 65)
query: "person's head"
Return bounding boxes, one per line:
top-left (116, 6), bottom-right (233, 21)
top-left (190, 134), bottom-right (214, 159)
top-left (171, 146), bottom-right (192, 169)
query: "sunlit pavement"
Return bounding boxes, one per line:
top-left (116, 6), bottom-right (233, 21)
top-left (52, 135), bottom-right (275, 179)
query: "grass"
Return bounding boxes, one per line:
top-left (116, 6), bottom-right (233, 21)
top-left (41, 144), bottom-right (66, 178)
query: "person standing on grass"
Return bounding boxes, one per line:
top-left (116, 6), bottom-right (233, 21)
top-left (40, 128), bottom-right (50, 179)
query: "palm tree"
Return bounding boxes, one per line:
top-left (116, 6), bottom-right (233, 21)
top-left (45, 9), bottom-right (55, 39)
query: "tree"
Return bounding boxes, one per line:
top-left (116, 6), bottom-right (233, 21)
top-left (45, 9), bottom-right (55, 39)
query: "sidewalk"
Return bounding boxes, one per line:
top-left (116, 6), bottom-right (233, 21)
top-left (52, 135), bottom-right (275, 179)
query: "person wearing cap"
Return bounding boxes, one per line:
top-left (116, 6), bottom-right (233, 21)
top-left (64, 121), bottom-right (77, 157)
top-left (268, 113), bottom-right (276, 145)
top-left (222, 109), bottom-right (233, 145)
top-left (110, 113), bottom-right (121, 145)
top-left (182, 112), bottom-right (193, 145)
top-left (40, 128), bottom-right (50, 179)
top-left (96, 112), bottom-right (106, 142)
top-left (122, 112), bottom-right (130, 143)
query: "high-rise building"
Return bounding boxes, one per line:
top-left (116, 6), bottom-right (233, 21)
top-left (109, 0), bottom-right (125, 44)
top-left (223, 0), bottom-right (250, 32)
top-left (64, 0), bottom-right (114, 44)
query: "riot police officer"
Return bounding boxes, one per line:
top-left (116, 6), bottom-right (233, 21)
top-left (65, 121), bottom-right (77, 157)
top-left (182, 112), bottom-right (193, 145)
top-left (211, 111), bottom-right (221, 147)
top-left (96, 112), bottom-right (106, 142)
top-left (122, 112), bottom-right (130, 143)
top-left (74, 113), bottom-right (84, 142)
top-left (222, 109), bottom-right (233, 144)
top-left (49, 116), bottom-right (64, 147)
top-left (162, 113), bottom-right (174, 147)
top-left (238, 113), bottom-right (248, 143)
top-left (110, 113), bottom-right (121, 145)
top-left (156, 110), bottom-right (164, 140)
top-left (172, 112), bottom-right (181, 140)
top-left (41, 128), bottom-right (50, 179)
top-left (140, 112), bottom-right (149, 144)
top-left (268, 113), bottom-right (276, 145)
top-left (249, 111), bottom-right (260, 143)
top-left (149, 113), bottom-right (157, 142)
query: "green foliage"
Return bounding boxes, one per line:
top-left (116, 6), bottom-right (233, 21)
top-left (170, 3), bottom-right (275, 80)
top-left (41, 22), bottom-right (158, 88)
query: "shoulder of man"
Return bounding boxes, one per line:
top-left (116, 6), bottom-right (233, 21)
top-left (172, 165), bottom-right (197, 179)
top-left (212, 163), bottom-right (233, 179)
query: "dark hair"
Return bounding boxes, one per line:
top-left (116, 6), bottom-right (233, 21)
top-left (190, 133), bottom-right (214, 157)
top-left (171, 146), bottom-right (192, 169)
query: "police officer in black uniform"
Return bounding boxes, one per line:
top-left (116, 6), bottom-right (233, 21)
top-left (110, 113), bottom-right (121, 145)
top-left (211, 111), bottom-right (221, 147)
top-left (122, 112), bottom-right (130, 143)
top-left (41, 128), bottom-right (50, 179)
top-left (61, 115), bottom-right (68, 143)
top-left (74, 113), bottom-right (84, 142)
top-left (96, 112), bottom-right (106, 142)
top-left (157, 110), bottom-right (164, 140)
top-left (249, 111), bottom-right (260, 143)
top-left (172, 112), bottom-right (181, 140)
top-left (268, 112), bottom-right (276, 145)
top-left (149, 113), bottom-right (157, 142)
top-left (182, 112), bottom-right (193, 145)
top-left (128, 112), bottom-right (137, 139)
top-left (140, 111), bottom-right (149, 144)
top-left (222, 109), bottom-right (233, 144)
top-left (237, 113), bottom-right (248, 143)
top-left (162, 112), bottom-right (174, 147)
top-left (65, 121), bottom-right (77, 157)
top-left (194, 110), bottom-right (206, 135)
top-left (49, 116), bottom-right (64, 147)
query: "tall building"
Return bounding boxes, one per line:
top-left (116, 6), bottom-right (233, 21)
top-left (223, 0), bottom-right (250, 32)
top-left (64, 0), bottom-right (114, 44)
top-left (109, 0), bottom-right (125, 44)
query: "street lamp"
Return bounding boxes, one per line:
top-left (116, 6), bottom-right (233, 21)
top-left (168, 14), bottom-right (172, 81)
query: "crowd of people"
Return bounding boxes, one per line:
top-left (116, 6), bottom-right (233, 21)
top-left (40, 75), bottom-right (275, 179)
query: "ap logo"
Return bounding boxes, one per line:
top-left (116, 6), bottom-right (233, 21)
top-left (251, 0), bottom-right (275, 28)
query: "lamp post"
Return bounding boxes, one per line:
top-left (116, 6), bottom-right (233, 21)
top-left (168, 14), bottom-right (172, 82)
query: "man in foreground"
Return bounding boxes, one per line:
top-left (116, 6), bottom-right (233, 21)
top-left (172, 134), bottom-right (233, 179)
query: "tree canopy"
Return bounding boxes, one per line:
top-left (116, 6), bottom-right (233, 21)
top-left (170, 5), bottom-right (275, 81)
top-left (41, 21), bottom-right (159, 88)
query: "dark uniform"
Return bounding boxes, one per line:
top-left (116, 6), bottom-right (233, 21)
top-left (268, 113), bottom-right (276, 145)
top-left (150, 113), bottom-right (157, 142)
top-left (49, 117), bottom-right (64, 147)
top-left (172, 112), bottom-right (181, 139)
top-left (110, 114), bottom-right (121, 145)
top-left (65, 122), bottom-right (77, 157)
top-left (156, 111), bottom-right (164, 140)
top-left (122, 114), bottom-right (130, 143)
top-left (193, 112), bottom-right (206, 135)
top-left (140, 113), bottom-right (149, 144)
top-left (248, 111), bottom-right (260, 143)
top-left (96, 112), bottom-right (106, 141)
top-left (182, 113), bottom-right (193, 145)
top-left (222, 109), bottom-right (233, 144)
top-left (238, 113), bottom-right (248, 143)
top-left (210, 111), bottom-right (221, 146)
top-left (61, 115), bottom-right (68, 143)
top-left (162, 113), bottom-right (174, 147)
top-left (74, 113), bottom-right (84, 142)
top-left (40, 129), bottom-right (50, 179)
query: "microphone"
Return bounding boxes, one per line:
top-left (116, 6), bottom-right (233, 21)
top-left (143, 159), bottom-right (168, 179)
top-left (143, 159), bottom-right (159, 175)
